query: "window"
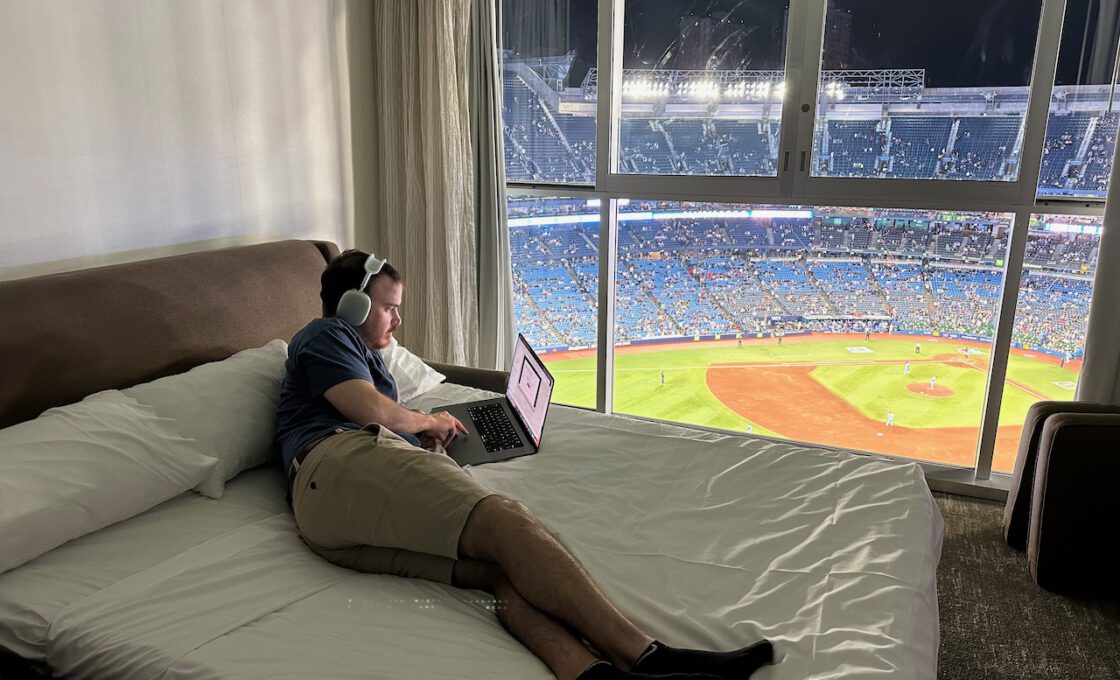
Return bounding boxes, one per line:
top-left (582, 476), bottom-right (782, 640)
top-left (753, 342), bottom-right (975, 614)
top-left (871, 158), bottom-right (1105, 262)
top-left (1036, 0), bottom-right (1120, 198)
top-left (615, 1), bottom-right (790, 177)
top-left (508, 195), bottom-right (599, 409)
top-left (811, 0), bottom-right (1044, 183)
top-left (500, 0), bottom-right (1114, 488)
top-left (992, 214), bottom-right (1100, 473)
top-left (501, 0), bottom-right (597, 184)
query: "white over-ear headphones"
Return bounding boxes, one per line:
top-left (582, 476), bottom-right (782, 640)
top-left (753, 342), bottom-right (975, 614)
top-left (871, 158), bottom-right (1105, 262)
top-left (336, 253), bottom-right (387, 326)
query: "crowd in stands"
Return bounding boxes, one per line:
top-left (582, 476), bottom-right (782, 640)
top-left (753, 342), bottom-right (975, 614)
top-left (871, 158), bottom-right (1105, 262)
top-left (503, 67), bottom-right (1117, 196)
top-left (501, 69), bottom-right (1101, 354)
top-left (510, 216), bottom-right (1095, 356)
top-left (1025, 231), bottom-right (1099, 269)
top-left (1076, 113), bottom-right (1119, 193)
top-left (1012, 271), bottom-right (1091, 355)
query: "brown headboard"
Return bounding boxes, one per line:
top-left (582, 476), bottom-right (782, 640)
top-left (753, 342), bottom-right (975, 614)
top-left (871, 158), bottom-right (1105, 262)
top-left (0, 239), bottom-right (339, 429)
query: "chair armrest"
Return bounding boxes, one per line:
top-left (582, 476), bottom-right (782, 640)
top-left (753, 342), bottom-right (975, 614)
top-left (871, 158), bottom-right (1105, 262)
top-left (1028, 412), bottom-right (1120, 596)
top-left (424, 360), bottom-right (509, 394)
top-left (1004, 401), bottom-right (1120, 551)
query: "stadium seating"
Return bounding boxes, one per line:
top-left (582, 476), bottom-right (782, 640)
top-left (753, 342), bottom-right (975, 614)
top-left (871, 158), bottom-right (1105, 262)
top-left (615, 259), bottom-right (682, 339)
top-left (1013, 270), bottom-right (1090, 354)
top-left (511, 212), bottom-right (1094, 354)
top-left (502, 62), bottom-right (1120, 198)
top-left (620, 119), bottom-right (676, 174)
top-left (1073, 112), bottom-right (1119, 195)
top-left (810, 260), bottom-right (887, 315)
top-left (928, 266), bottom-right (1001, 336)
top-left (712, 120), bottom-right (777, 175)
top-left (818, 120), bottom-right (884, 177)
top-left (946, 116), bottom-right (1022, 180)
top-left (696, 257), bottom-right (780, 330)
top-left (1037, 112), bottom-right (1093, 192)
top-left (551, 114), bottom-right (596, 181)
top-left (874, 262), bottom-right (932, 330)
top-left (886, 117), bottom-right (952, 179)
top-left (499, 65), bottom-right (1100, 353)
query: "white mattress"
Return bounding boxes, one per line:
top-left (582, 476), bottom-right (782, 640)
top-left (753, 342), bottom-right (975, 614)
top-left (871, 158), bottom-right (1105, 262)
top-left (0, 382), bottom-right (943, 679)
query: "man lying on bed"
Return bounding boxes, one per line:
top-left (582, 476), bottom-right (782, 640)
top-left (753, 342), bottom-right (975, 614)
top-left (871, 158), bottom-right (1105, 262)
top-left (275, 249), bottom-right (774, 680)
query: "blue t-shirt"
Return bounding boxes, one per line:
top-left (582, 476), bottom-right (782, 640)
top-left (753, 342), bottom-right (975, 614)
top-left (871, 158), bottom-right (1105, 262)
top-left (275, 317), bottom-right (418, 470)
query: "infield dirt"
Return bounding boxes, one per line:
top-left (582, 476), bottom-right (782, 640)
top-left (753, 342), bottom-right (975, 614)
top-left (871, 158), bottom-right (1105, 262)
top-left (704, 361), bottom-right (1022, 470)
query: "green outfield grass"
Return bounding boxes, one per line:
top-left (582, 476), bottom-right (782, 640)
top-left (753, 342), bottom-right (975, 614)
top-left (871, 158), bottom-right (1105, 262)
top-left (543, 336), bottom-right (1079, 437)
top-left (1002, 352), bottom-right (1077, 401)
top-left (546, 354), bottom-right (782, 436)
top-left (809, 362), bottom-right (1035, 428)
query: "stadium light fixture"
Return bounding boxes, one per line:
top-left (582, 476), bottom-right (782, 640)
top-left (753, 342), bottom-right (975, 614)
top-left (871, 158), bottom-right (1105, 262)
top-left (823, 80), bottom-right (848, 102)
top-left (623, 78), bottom-right (664, 101)
top-left (689, 80), bottom-right (720, 102)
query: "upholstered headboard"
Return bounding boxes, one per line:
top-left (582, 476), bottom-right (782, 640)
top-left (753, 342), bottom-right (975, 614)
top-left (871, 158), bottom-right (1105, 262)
top-left (0, 240), bottom-right (338, 429)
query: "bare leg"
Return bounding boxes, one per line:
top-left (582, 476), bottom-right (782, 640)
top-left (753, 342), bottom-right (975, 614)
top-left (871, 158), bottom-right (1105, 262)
top-left (453, 559), bottom-right (598, 680)
top-left (458, 496), bottom-right (653, 670)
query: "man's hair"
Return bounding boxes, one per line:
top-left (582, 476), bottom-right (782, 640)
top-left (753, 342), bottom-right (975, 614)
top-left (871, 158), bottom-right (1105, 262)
top-left (320, 249), bottom-right (402, 316)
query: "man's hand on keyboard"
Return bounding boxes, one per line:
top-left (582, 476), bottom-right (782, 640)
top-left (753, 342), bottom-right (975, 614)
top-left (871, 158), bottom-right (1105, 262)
top-left (421, 411), bottom-right (468, 448)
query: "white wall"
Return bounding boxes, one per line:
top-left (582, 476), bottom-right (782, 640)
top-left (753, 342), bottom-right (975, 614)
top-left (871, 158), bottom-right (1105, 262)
top-left (0, 0), bottom-right (354, 280)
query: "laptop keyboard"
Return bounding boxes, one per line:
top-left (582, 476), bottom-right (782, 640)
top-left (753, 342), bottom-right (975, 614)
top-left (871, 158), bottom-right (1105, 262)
top-left (469, 402), bottom-right (524, 453)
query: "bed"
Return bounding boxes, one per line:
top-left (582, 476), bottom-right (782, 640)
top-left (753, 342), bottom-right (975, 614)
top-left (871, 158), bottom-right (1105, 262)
top-left (0, 240), bottom-right (943, 679)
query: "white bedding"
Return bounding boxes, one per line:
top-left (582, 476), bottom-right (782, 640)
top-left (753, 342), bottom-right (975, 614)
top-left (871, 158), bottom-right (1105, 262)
top-left (0, 382), bottom-right (943, 679)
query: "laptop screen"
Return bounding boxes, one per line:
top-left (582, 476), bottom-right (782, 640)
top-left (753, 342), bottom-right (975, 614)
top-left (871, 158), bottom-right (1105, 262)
top-left (506, 334), bottom-right (554, 447)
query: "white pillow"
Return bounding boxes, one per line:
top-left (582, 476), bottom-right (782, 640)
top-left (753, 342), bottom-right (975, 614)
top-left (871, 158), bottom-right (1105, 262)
top-left (382, 336), bottom-right (446, 403)
top-left (123, 339), bottom-right (288, 499)
top-left (0, 391), bottom-right (218, 575)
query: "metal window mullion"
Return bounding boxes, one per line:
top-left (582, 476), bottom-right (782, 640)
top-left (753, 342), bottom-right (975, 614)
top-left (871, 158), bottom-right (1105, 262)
top-left (973, 207), bottom-right (1032, 479)
top-left (594, 0), bottom-right (621, 188)
top-left (506, 184), bottom-right (603, 197)
top-left (591, 0), bottom-right (620, 414)
top-left (1031, 200), bottom-right (1105, 217)
top-left (790, 0), bottom-right (827, 201)
top-left (1016, 0), bottom-right (1069, 207)
top-left (596, 198), bottom-right (617, 414)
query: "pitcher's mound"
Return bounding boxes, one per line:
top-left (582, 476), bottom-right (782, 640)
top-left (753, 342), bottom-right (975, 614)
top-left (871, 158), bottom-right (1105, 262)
top-left (907, 383), bottom-right (955, 398)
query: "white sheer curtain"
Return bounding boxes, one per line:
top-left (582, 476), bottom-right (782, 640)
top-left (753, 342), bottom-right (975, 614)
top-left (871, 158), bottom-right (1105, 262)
top-left (1078, 125), bottom-right (1120, 404)
top-left (364, 0), bottom-right (479, 366)
top-left (0, 0), bottom-right (353, 280)
top-left (471, 0), bottom-right (516, 370)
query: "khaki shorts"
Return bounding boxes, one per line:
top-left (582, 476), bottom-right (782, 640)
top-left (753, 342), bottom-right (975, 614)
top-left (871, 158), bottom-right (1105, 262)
top-left (291, 427), bottom-right (494, 584)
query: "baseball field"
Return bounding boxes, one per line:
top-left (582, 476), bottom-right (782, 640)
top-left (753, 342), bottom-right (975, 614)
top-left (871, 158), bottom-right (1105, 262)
top-left (539, 333), bottom-right (1081, 474)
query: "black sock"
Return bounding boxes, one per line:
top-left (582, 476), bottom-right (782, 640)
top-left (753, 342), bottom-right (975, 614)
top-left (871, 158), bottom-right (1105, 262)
top-left (630, 639), bottom-right (774, 679)
top-left (575, 659), bottom-right (723, 680)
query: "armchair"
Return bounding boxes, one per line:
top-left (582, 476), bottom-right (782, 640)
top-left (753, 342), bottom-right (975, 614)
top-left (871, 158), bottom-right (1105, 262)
top-left (1003, 401), bottom-right (1120, 597)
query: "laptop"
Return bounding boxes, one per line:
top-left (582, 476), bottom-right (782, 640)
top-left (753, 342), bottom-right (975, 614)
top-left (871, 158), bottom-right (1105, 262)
top-left (434, 333), bottom-right (555, 467)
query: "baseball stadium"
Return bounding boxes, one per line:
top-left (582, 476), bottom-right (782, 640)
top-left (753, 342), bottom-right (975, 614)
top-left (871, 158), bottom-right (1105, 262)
top-left (503, 59), bottom-right (1106, 475)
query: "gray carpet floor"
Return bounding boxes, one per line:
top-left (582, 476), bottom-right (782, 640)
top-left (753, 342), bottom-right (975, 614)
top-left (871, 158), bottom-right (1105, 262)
top-left (935, 492), bottom-right (1120, 679)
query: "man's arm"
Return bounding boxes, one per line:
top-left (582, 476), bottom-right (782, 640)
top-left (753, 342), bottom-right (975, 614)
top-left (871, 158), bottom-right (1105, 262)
top-left (324, 379), bottom-right (467, 445)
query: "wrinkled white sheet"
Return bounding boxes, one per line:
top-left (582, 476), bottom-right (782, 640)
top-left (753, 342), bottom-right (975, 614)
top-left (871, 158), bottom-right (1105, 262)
top-left (0, 383), bottom-right (942, 679)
